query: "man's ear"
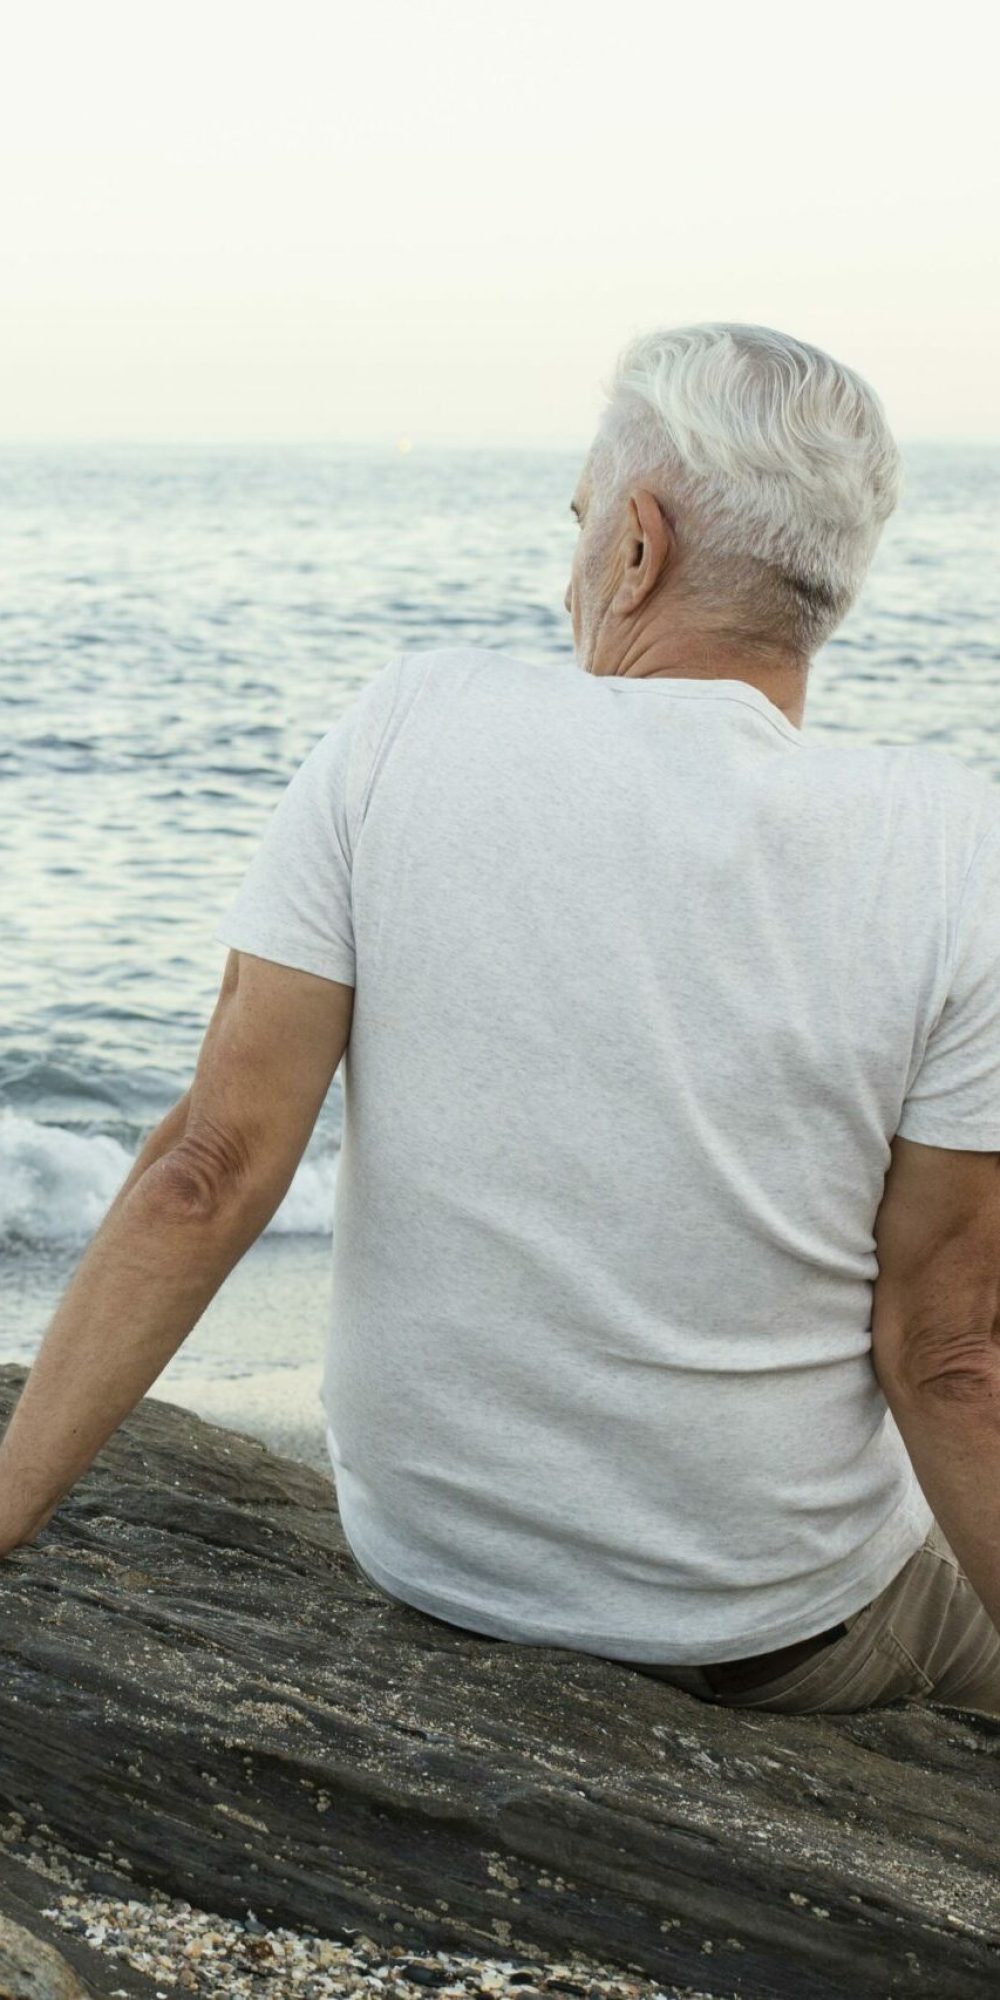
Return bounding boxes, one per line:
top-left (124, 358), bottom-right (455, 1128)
top-left (613, 489), bottom-right (673, 612)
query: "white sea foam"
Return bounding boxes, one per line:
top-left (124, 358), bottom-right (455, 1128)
top-left (0, 1109), bottom-right (338, 1247)
top-left (0, 1111), bottom-right (133, 1246)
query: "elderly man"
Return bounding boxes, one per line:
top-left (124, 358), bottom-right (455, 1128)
top-left (2, 322), bottom-right (999, 1717)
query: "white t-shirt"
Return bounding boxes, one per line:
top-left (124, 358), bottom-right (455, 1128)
top-left (213, 647), bottom-right (1000, 1664)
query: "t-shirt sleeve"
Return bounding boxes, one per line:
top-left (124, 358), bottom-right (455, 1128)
top-left (212, 658), bottom-right (403, 986)
top-left (896, 816), bottom-right (1000, 1149)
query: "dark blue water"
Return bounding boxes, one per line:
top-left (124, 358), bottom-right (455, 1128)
top-left (2, 441), bottom-right (999, 1264)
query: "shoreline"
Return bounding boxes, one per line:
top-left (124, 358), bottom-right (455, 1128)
top-left (148, 1359), bottom-right (334, 1478)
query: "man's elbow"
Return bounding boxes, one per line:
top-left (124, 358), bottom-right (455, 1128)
top-left (140, 1120), bottom-right (258, 1226)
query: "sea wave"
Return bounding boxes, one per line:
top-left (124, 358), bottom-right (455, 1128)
top-left (0, 1110), bottom-right (338, 1247)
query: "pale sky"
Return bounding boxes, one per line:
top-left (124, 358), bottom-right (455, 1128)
top-left (0, 0), bottom-right (997, 444)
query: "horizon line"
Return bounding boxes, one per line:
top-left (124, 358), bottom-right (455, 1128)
top-left (1, 433), bottom-right (998, 452)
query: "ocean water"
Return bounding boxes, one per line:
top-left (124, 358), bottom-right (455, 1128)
top-left (2, 441), bottom-right (999, 1449)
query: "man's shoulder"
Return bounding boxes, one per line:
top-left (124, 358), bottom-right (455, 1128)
top-left (822, 738), bottom-right (997, 821)
top-left (794, 739), bottom-right (998, 887)
top-left (394, 645), bottom-right (564, 697)
top-left (371, 646), bottom-right (558, 743)
top-left (901, 744), bottom-right (999, 835)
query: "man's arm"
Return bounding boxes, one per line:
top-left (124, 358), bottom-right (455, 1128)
top-left (871, 1134), bottom-right (1000, 1632)
top-left (0, 949), bottom-right (354, 1553)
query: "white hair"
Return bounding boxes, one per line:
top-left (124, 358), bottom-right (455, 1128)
top-left (590, 322), bottom-right (903, 655)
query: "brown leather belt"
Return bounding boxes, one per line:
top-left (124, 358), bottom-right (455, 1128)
top-left (700, 1618), bottom-right (851, 1695)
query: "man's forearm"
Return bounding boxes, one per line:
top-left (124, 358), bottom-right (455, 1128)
top-left (0, 1100), bottom-right (268, 1549)
top-left (885, 1372), bottom-right (1000, 1634)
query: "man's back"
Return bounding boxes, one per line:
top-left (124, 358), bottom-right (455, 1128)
top-left (215, 645), bottom-right (1000, 1664)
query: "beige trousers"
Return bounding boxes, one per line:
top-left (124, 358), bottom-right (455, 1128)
top-left (628, 1520), bottom-right (1000, 1715)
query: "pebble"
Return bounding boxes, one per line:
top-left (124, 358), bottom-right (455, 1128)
top-left (0, 1807), bottom-right (729, 2000)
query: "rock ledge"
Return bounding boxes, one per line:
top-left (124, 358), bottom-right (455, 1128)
top-left (0, 1363), bottom-right (997, 1999)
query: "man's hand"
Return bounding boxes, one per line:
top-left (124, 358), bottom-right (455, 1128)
top-left (0, 950), bottom-right (354, 1551)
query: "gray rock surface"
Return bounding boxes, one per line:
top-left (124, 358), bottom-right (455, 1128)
top-left (0, 1362), bottom-right (997, 1998)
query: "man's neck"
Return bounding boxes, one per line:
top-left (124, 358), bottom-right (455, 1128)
top-left (598, 632), bottom-right (809, 730)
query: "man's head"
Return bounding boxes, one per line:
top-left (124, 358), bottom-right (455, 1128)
top-left (566, 323), bottom-right (902, 685)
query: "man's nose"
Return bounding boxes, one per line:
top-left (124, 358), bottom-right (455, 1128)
top-left (564, 581), bottom-right (572, 614)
